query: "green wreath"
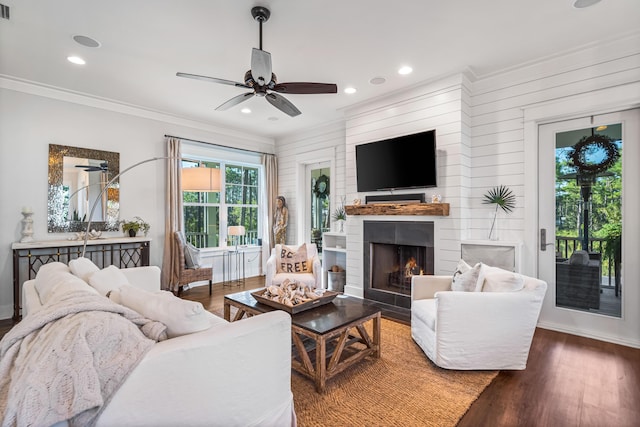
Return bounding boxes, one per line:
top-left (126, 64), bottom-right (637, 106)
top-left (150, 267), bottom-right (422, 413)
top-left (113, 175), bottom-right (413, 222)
top-left (567, 134), bottom-right (619, 176)
top-left (313, 174), bottom-right (330, 199)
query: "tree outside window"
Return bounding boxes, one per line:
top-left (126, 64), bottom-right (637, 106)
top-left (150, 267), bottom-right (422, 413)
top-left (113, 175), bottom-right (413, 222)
top-left (182, 159), bottom-right (260, 249)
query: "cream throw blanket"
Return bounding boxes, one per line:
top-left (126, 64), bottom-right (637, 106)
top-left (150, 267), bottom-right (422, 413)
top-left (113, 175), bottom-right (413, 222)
top-left (0, 290), bottom-right (168, 427)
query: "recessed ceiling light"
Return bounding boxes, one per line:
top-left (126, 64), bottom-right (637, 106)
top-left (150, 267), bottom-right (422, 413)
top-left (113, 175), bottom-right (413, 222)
top-left (72, 35), bottom-right (101, 48)
top-left (344, 87), bottom-right (357, 94)
top-left (369, 77), bottom-right (386, 85)
top-left (241, 108), bottom-right (251, 114)
top-left (398, 66), bottom-right (413, 75)
top-left (572, 0), bottom-right (601, 8)
top-left (67, 56), bottom-right (86, 65)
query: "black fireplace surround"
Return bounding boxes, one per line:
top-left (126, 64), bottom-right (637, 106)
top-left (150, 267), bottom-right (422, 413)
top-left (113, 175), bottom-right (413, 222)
top-left (363, 221), bottom-right (434, 309)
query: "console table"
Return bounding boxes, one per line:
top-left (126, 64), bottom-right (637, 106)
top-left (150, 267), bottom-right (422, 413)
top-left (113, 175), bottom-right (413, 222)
top-left (11, 237), bottom-right (151, 320)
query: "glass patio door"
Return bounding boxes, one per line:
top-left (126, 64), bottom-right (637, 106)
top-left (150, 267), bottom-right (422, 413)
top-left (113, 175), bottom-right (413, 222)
top-left (538, 109), bottom-right (639, 319)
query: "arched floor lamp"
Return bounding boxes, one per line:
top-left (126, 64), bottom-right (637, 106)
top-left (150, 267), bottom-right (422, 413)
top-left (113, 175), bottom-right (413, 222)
top-left (81, 157), bottom-right (220, 257)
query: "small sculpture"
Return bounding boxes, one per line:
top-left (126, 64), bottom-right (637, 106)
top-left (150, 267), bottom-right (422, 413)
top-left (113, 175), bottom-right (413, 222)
top-left (273, 196), bottom-right (288, 245)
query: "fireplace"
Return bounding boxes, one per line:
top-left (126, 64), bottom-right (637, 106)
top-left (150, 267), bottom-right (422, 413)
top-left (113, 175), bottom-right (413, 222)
top-left (363, 221), bottom-right (434, 309)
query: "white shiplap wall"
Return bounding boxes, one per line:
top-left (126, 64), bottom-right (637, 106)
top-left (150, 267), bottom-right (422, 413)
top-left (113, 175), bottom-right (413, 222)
top-left (342, 73), bottom-right (471, 296)
top-left (275, 122), bottom-right (346, 245)
top-left (273, 32), bottom-right (640, 346)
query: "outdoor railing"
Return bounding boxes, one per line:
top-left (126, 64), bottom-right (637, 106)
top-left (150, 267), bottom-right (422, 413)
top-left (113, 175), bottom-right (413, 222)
top-left (185, 231), bottom-right (259, 248)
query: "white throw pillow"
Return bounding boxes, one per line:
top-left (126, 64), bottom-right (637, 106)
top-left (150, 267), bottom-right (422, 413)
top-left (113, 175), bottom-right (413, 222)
top-left (110, 285), bottom-right (210, 338)
top-left (88, 265), bottom-right (131, 296)
top-left (69, 257), bottom-right (100, 282)
top-left (34, 262), bottom-right (98, 305)
top-left (477, 263), bottom-right (525, 292)
top-left (276, 243), bottom-right (311, 273)
top-left (184, 242), bottom-right (201, 269)
top-left (451, 259), bottom-right (482, 292)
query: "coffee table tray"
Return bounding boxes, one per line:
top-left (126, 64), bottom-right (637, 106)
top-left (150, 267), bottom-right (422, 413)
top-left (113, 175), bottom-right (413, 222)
top-left (251, 289), bottom-right (339, 314)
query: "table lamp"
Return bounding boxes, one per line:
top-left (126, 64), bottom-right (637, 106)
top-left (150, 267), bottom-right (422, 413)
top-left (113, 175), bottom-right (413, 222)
top-left (228, 225), bottom-right (246, 252)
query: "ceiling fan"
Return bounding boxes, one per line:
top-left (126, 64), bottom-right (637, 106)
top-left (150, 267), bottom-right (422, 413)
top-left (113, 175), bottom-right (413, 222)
top-left (176, 6), bottom-right (337, 117)
top-left (75, 162), bottom-right (108, 172)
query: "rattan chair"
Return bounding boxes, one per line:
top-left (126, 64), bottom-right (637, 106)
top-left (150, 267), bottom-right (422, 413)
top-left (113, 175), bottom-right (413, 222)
top-left (174, 231), bottom-right (212, 296)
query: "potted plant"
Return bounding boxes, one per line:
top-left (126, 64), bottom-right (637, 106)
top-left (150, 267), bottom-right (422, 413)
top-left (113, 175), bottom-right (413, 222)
top-left (120, 216), bottom-right (150, 237)
top-left (482, 185), bottom-right (516, 240)
top-left (332, 197), bottom-right (347, 233)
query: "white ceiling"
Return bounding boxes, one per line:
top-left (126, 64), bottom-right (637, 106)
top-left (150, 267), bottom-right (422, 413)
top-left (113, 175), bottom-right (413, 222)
top-left (1, 0), bottom-right (639, 139)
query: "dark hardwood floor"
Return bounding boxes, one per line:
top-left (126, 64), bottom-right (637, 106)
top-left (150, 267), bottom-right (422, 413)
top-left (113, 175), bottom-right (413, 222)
top-left (2, 276), bottom-right (639, 427)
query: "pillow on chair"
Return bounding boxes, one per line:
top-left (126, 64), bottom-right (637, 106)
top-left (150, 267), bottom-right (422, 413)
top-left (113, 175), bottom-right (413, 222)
top-left (277, 243), bottom-right (312, 273)
top-left (477, 263), bottom-right (525, 292)
top-left (184, 242), bottom-right (201, 269)
top-left (451, 259), bottom-right (482, 292)
top-left (69, 257), bottom-right (100, 282)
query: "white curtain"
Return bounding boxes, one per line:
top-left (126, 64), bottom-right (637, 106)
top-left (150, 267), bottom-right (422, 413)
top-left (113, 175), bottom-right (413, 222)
top-left (161, 138), bottom-right (183, 291)
top-left (262, 153), bottom-right (278, 252)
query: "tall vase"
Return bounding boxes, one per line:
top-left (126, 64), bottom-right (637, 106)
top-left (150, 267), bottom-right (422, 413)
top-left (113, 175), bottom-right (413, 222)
top-left (338, 220), bottom-right (345, 233)
top-left (488, 210), bottom-right (499, 241)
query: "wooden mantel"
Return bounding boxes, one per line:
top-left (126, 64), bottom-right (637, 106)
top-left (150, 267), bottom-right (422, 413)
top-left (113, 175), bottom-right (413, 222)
top-left (345, 203), bottom-right (450, 216)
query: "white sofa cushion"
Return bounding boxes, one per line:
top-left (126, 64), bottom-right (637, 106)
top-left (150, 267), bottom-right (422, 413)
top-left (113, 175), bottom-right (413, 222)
top-left (411, 298), bottom-right (437, 330)
top-left (88, 265), bottom-right (131, 296)
top-left (109, 285), bottom-right (211, 338)
top-left (477, 264), bottom-right (525, 292)
top-left (451, 259), bottom-right (482, 292)
top-left (34, 262), bottom-right (99, 305)
top-left (69, 257), bottom-right (100, 282)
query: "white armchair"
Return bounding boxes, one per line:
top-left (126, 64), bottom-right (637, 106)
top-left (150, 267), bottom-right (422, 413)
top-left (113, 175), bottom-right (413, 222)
top-left (266, 243), bottom-right (322, 288)
top-left (411, 269), bottom-right (547, 370)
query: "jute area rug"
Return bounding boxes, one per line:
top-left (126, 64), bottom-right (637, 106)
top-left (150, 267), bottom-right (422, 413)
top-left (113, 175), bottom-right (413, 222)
top-left (291, 318), bottom-right (498, 427)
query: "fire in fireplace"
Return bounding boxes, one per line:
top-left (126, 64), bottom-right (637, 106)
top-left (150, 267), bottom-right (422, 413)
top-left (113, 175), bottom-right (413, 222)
top-left (370, 243), bottom-right (429, 294)
top-left (363, 221), bottom-right (434, 309)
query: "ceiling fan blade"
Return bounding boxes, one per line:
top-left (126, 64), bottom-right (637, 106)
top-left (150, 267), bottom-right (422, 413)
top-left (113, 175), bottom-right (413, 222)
top-left (216, 92), bottom-right (255, 111)
top-left (251, 48), bottom-right (272, 87)
top-left (177, 72), bottom-right (251, 89)
top-left (272, 82), bottom-right (338, 94)
top-left (266, 93), bottom-right (301, 117)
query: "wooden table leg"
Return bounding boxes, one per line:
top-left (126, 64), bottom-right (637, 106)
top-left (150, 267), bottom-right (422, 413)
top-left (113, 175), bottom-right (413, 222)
top-left (223, 301), bottom-right (231, 321)
top-left (316, 334), bottom-right (327, 393)
top-left (373, 312), bottom-right (381, 358)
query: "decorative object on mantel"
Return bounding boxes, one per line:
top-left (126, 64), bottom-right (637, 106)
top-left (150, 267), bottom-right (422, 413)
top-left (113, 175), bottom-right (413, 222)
top-left (20, 207), bottom-right (35, 243)
top-left (345, 203), bottom-right (450, 216)
top-left (120, 217), bottom-right (150, 237)
top-left (431, 194), bottom-right (442, 203)
top-left (352, 198), bottom-right (361, 205)
top-left (482, 185), bottom-right (516, 240)
top-left (332, 196), bottom-right (347, 233)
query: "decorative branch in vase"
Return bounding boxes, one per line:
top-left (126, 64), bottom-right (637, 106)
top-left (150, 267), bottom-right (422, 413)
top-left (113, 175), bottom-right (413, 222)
top-left (482, 185), bottom-right (515, 240)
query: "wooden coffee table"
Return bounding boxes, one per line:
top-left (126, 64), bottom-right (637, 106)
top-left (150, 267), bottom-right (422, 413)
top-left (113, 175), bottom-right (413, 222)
top-left (224, 289), bottom-right (381, 392)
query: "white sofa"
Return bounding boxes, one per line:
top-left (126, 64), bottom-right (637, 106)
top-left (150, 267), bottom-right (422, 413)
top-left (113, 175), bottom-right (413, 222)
top-left (19, 261), bottom-right (296, 427)
top-left (410, 264), bottom-right (547, 370)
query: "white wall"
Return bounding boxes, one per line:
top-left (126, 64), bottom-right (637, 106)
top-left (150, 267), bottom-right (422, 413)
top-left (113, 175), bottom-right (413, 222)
top-left (0, 85), bottom-right (274, 319)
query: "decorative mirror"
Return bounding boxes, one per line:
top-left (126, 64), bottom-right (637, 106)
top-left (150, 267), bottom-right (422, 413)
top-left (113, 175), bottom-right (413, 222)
top-left (48, 144), bottom-right (120, 233)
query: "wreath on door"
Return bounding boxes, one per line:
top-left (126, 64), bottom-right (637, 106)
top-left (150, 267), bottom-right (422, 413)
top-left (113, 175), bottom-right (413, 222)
top-left (313, 174), bottom-right (330, 199)
top-left (567, 134), bottom-right (619, 176)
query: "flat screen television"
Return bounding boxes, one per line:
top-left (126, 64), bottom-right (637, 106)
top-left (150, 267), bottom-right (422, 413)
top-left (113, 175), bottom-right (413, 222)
top-left (355, 129), bottom-right (437, 192)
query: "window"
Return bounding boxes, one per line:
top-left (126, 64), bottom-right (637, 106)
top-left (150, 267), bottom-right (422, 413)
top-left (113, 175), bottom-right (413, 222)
top-left (182, 158), bottom-right (261, 249)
